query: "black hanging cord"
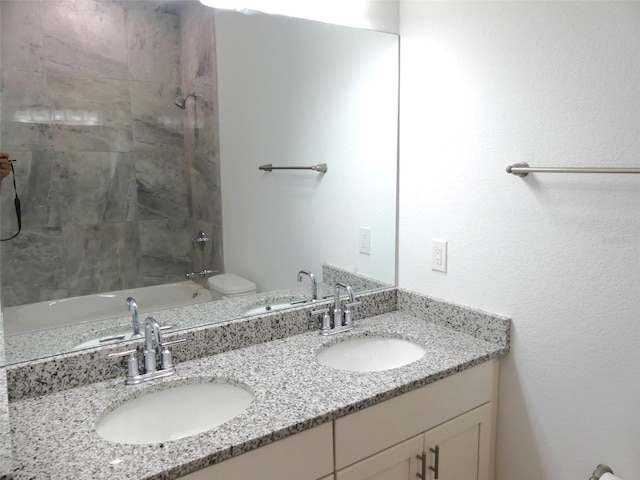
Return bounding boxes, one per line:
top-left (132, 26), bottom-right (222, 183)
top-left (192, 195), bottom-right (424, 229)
top-left (1, 161), bottom-right (22, 242)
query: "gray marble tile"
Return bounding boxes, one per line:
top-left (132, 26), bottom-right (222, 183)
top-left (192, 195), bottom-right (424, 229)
top-left (180, 3), bottom-right (216, 84)
top-left (40, 0), bottom-right (128, 79)
top-left (0, 312), bottom-right (5, 366)
top-left (134, 152), bottom-right (189, 221)
top-left (47, 71), bottom-right (132, 133)
top-left (0, 122), bottom-right (52, 152)
top-left (125, 1), bottom-right (181, 85)
top-left (130, 81), bottom-right (184, 152)
top-left (0, 0), bottom-right (45, 73)
top-left (139, 219), bottom-right (191, 286)
top-left (61, 222), bottom-right (141, 295)
top-left (0, 71), bottom-right (48, 121)
top-left (189, 153), bottom-right (221, 224)
top-left (56, 152), bottom-right (137, 225)
top-left (1, 151), bottom-right (60, 229)
top-left (103, 158), bottom-right (138, 224)
top-left (50, 123), bottom-right (133, 153)
top-left (0, 71), bottom-right (53, 150)
top-left (4, 67), bottom-right (135, 153)
top-left (48, 70), bottom-right (130, 111)
top-left (0, 227), bottom-right (66, 309)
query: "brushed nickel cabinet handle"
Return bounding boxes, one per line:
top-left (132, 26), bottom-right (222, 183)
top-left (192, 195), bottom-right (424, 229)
top-left (416, 451), bottom-right (427, 479)
top-left (429, 445), bottom-right (440, 479)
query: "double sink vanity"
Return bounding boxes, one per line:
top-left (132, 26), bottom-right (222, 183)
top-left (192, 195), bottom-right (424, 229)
top-left (5, 287), bottom-right (510, 479)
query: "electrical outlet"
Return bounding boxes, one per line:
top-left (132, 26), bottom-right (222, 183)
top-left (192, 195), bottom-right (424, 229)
top-left (359, 227), bottom-right (371, 255)
top-left (431, 240), bottom-right (447, 272)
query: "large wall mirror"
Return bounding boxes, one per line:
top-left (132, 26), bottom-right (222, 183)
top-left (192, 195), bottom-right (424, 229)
top-left (0, 0), bottom-right (399, 366)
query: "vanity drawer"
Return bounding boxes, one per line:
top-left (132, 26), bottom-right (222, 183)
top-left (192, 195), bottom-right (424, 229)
top-left (179, 422), bottom-right (333, 480)
top-left (334, 360), bottom-right (496, 470)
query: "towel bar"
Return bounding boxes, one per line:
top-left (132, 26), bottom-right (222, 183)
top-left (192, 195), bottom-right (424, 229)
top-left (507, 162), bottom-right (640, 177)
top-left (259, 163), bottom-right (327, 173)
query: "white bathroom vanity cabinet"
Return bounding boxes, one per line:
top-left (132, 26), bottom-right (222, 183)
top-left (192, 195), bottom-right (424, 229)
top-left (180, 359), bottom-right (498, 480)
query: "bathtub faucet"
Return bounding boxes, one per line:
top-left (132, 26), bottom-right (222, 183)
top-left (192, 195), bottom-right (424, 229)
top-left (185, 269), bottom-right (218, 279)
top-left (126, 297), bottom-right (142, 338)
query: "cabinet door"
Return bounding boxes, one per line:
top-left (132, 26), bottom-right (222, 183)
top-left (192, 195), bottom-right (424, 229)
top-left (336, 434), bottom-right (423, 480)
top-left (423, 404), bottom-right (492, 480)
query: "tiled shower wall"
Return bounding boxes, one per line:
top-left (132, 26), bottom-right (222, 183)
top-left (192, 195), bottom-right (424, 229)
top-left (0, 0), bottom-right (223, 307)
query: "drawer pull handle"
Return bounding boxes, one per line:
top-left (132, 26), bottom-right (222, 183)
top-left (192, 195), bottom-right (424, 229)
top-left (429, 445), bottom-right (440, 479)
top-left (416, 451), bottom-right (427, 479)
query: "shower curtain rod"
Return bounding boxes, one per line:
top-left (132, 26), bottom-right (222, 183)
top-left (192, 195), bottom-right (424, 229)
top-left (507, 162), bottom-right (640, 177)
top-left (259, 163), bottom-right (328, 173)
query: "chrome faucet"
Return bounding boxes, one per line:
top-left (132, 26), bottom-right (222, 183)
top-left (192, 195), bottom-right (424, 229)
top-left (126, 297), bottom-right (142, 338)
top-left (297, 270), bottom-right (318, 301)
top-left (109, 316), bottom-right (186, 385)
top-left (312, 282), bottom-right (361, 335)
top-left (143, 317), bottom-right (163, 374)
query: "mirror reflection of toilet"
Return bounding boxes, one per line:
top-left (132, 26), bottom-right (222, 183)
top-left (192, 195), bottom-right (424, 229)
top-left (207, 273), bottom-right (257, 300)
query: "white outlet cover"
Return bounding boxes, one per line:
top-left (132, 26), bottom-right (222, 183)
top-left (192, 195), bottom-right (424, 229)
top-left (359, 227), bottom-right (371, 255)
top-left (431, 240), bottom-right (447, 272)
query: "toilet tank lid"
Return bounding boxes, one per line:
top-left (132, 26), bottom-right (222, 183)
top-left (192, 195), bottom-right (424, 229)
top-left (208, 273), bottom-right (257, 295)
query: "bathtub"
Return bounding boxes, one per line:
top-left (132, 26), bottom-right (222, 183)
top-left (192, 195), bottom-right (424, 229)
top-left (3, 280), bottom-right (212, 336)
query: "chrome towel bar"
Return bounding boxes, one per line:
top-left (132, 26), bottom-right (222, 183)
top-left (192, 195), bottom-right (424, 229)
top-left (507, 162), bottom-right (640, 177)
top-left (259, 163), bottom-right (328, 173)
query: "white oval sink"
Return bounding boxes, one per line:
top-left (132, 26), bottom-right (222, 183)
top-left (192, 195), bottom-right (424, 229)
top-left (96, 382), bottom-right (253, 444)
top-left (316, 337), bottom-right (426, 372)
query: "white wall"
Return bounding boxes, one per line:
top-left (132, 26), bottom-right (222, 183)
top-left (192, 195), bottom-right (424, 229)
top-left (399, 2), bottom-right (640, 479)
top-left (208, 0), bottom-right (399, 33)
top-left (216, 12), bottom-right (398, 292)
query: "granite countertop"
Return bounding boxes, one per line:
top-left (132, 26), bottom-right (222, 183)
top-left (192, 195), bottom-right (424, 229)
top-left (0, 316), bottom-right (12, 479)
top-left (0, 369), bottom-right (10, 478)
top-left (10, 310), bottom-right (507, 480)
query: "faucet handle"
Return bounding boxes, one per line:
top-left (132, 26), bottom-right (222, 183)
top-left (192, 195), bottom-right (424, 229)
top-left (344, 300), bottom-right (362, 313)
top-left (109, 349), bottom-right (140, 378)
top-left (159, 338), bottom-right (187, 370)
top-left (160, 338), bottom-right (187, 349)
top-left (311, 307), bottom-right (332, 334)
top-left (343, 300), bottom-right (362, 327)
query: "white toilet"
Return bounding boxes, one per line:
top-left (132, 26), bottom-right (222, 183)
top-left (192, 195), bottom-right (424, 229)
top-left (207, 273), bottom-right (257, 300)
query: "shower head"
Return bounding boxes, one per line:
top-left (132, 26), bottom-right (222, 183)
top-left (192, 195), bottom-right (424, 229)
top-left (174, 92), bottom-right (198, 109)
